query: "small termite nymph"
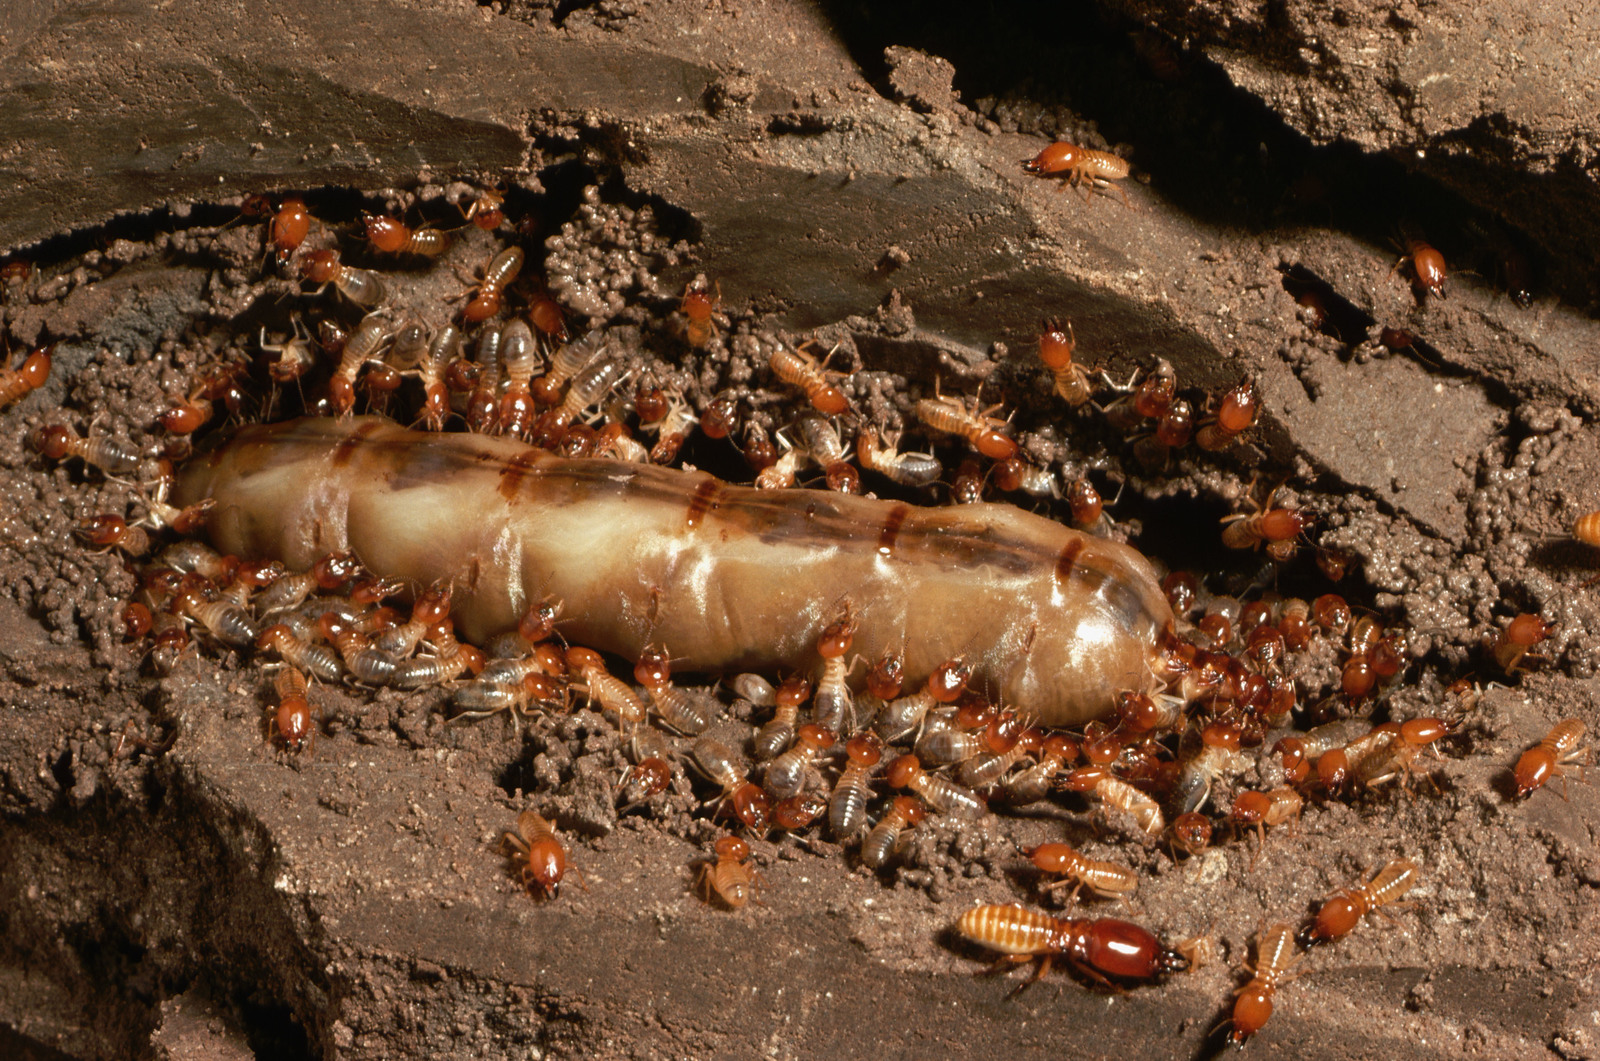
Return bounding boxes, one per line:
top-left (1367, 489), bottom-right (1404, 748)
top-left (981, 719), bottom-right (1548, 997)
top-left (698, 834), bottom-right (759, 909)
top-left (501, 810), bottom-right (583, 900)
top-left (1022, 142), bottom-right (1133, 208)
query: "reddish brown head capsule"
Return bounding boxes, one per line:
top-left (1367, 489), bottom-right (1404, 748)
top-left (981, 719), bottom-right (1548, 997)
top-left (271, 197), bottom-right (311, 264)
top-left (1402, 239), bottom-right (1447, 300)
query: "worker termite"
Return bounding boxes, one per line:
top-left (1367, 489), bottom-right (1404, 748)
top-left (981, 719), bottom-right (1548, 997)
top-left (753, 675), bottom-right (810, 760)
top-left (269, 196), bottom-right (311, 266)
top-left (811, 604), bottom-right (858, 732)
top-left (769, 343), bottom-right (850, 415)
top-left (566, 646), bottom-right (645, 729)
top-left (633, 643), bottom-right (715, 735)
top-left (461, 186), bottom-right (505, 230)
top-left (270, 667), bottom-right (316, 754)
top-left (1514, 719), bottom-right (1589, 799)
top-left (698, 834), bottom-right (759, 908)
top-left (692, 737), bottom-right (772, 833)
top-left (860, 793), bottom-right (926, 869)
top-left (1060, 766), bottom-right (1164, 836)
top-left (1225, 922), bottom-right (1301, 1045)
top-left (998, 733), bottom-right (1080, 807)
top-left (1357, 717), bottom-right (1452, 791)
top-left (856, 427), bottom-right (942, 487)
top-left (993, 457), bottom-right (1058, 500)
top-left (501, 810), bottom-right (582, 900)
top-left (886, 753), bottom-right (986, 819)
top-left (464, 246), bottom-right (525, 323)
top-left (1195, 381), bottom-right (1260, 451)
top-left (256, 623), bottom-right (344, 682)
top-left (915, 389), bottom-right (1018, 460)
top-left (0, 343), bottom-right (52, 409)
top-left (1300, 858), bottom-right (1420, 948)
top-left (1064, 477), bottom-right (1104, 530)
top-left (76, 514), bottom-right (151, 556)
top-left (1229, 787), bottom-right (1302, 868)
top-left (496, 319), bottom-right (541, 439)
top-left (1037, 319), bottom-right (1093, 405)
top-left (32, 423), bottom-right (153, 480)
top-left (1394, 237), bottom-right (1447, 300)
top-left (363, 212), bottom-right (450, 257)
top-left (301, 250), bottom-right (386, 308)
top-left (1167, 811), bottom-right (1213, 858)
top-left (874, 656), bottom-right (972, 744)
top-left (1022, 142), bottom-right (1133, 208)
top-left (1492, 613), bottom-right (1551, 673)
top-left (763, 723), bottom-right (836, 802)
top-left (956, 904), bottom-right (1187, 990)
top-left (828, 732), bottom-right (882, 840)
top-left (796, 412), bottom-right (860, 494)
top-left (678, 277), bottom-right (722, 349)
top-left (1221, 500), bottom-right (1308, 563)
top-left (1173, 719), bottom-right (1248, 815)
top-left (1029, 843), bottom-right (1138, 906)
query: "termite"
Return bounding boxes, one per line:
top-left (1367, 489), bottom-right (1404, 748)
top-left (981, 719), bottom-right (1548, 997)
top-left (1514, 719), bottom-right (1589, 799)
top-left (679, 277), bottom-right (721, 349)
top-left (698, 834), bottom-right (759, 908)
top-left (857, 427), bottom-right (942, 487)
top-left (1173, 719), bottom-right (1248, 815)
top-left (1168, 811), bottom-right (1213, 858)
top-left (955, 904), bottom-right (1187, 989)
top-left (1059, 766), bottom-right (1164, 836)
top-left (32, 423), bottom-right (153, 480)
top-left (1064, 477), bottom-right (1103, 530)
top-left (1022, 142), bottom-right (1133, 208)
top-left (886, 753), bottom-right (986, 819)
top-left (692, 737), bottom-right (772, 833)
top-left (1226, 922), bottom-right (1301, 1045)
top-left (0, 343), bottom-right (52, 409)
top-left (998, 733), bottom-right (1079, 807)
top-left (1358, 717), bottom-right (1451, 790)
top-left (915, 390), bottom-right (1018, 460)
top-left (993, 457), bottom-right (1058, 500)
top-left (1229, 787), bottom-right (1302, 868)
top-left (464, 246), bottom-right (524, 323)
top-left (769, 343), bottom-right (850, 415)
top-left (1301, 858), bottom-right (1420, 947)
top-left (1493, 613), bottom-right (1551, 673)
top-left (270, 667), bottom-right (316, 754)
top-left (874, 656), bottom-right (972, 744)
top-left (300, 249), bottom-right (386, 308)
top-left (566, 646), bottom-right (645, 729)
top-left (763, 723), bottom-right (836, 802)
top-left (1037, 319), bottom-right (1092, 405)
top-left (1221, 502), bottom-right (1307, 563)
top-left (1029, 842), bottom-right (1138, 905)
top-left (76, 514), bottom-right (151, 556)
top-left (1394, 237), bottom-right (1447, 300)
top-left (178, 417), bottom-right (1174, 727)
top-left (256, 623), bottom-right (344, 682)
top-left (811, 604), bottom-right (857, 732)
top-left (753, 675), bottom-right (811, 760)
top-left (796, 412), bottom-right (859, 494)
top-left (269, 196), bottom-right (311, 265)
top-left (860, 794), bottom-right (926, 869)
top-left (497, 319), bottom-right (542, 439)
top-left (828, 732), bottom-right (881, 840)
top-left (502, 810), bottom-right (581, 900)
top-left (363, 212), bottom-right (449, 257)
top-left (1573, 512), bottom-right (1600, 549)
top-left (462, 186), bottom-right (505, 230)
top-left (1195, 381), bottom-right (1260, 451)
top-left (326, 313), bottom-right (391, 416)
top-left (633, 643), bottom-right (715, 735)
top-left (390, 619), bottom-right (483, 688)
top-left (260, 322), bottom-right (317, 384)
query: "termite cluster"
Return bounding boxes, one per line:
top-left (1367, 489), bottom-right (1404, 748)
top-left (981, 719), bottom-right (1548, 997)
top-left (11, 170), bottom-right (1595, 1050)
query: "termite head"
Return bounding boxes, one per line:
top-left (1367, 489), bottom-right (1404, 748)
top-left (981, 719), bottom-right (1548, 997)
top-left (1023, 141), bottom-right (1078, 176)
top-left (522, 837), bottom-right (568, 899)
top-left (1038, 318), bottom-right (1076, 369)
top-left (300, 249), bottom-right (339, 285)
top-left (634, 643), bottom-right (673, 688)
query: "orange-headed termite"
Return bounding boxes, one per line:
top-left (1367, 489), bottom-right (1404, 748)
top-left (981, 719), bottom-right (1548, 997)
top-left (860, 793), bottom-right (926, 869)
top-left (1226, 922), bottom-right (1301, 1045)
top-left (1395, 238), bottom-right (1447, 300)
top-left (828, 732), bottom-right (882, 840)
top-left (698, 834), bottom-right (759, 908)
top-left (692, 737), bottom-right (771, 834)
top-left (300, 249), bottom-right (386, 307)
top-left (1059, 766), bottom-right (1164, 836)
top-left (502, 810), bottom-right (582, 900)
top-left (464, 246), bottom-right (524, 323)
top-left (0, 343), bottom-right (51, 409)
top-left (886, 753), bottom-right (985, 819)
top-left (915, 390), bottom-right (1017, 460)
top-left (1038, 319), bottom-right (1092, 405)
top-left (956, 904), bottom-right (1187, 989)
top-left (1029, 842), bottom-right (1138, 905)
top-left (1022, 143), bottom-right (1133, 208)
top-left (270, 667), bottom-right (316, 754)
top-left (1300, 858), bottom-right (1420, 948)
top-left (1493, 613), bottom-right (1551, 673)
top-left (769, 343), bottom-right (849, 415)
top-left (363, 212), bottom-right (449, 257)
top-left (1514, 719), bottom-right (1589, 799)
top-left (1195, 381), bottom-right (1259, 451)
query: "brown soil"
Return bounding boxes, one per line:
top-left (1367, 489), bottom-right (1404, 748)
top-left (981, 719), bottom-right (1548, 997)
top-left (2, 2), bottom-right (1599, 1060)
